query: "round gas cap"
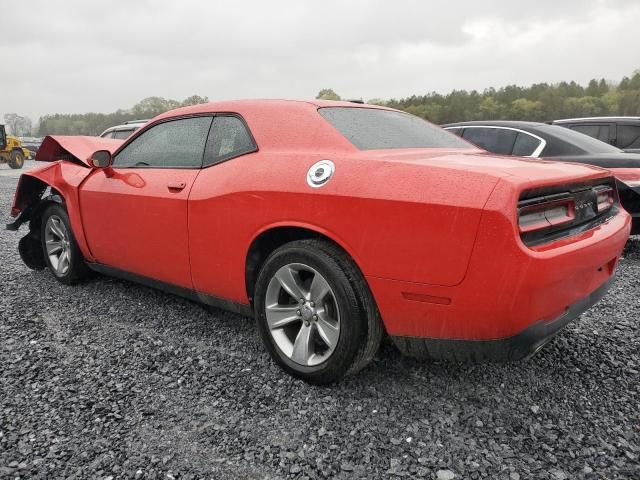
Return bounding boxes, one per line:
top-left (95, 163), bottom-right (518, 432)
top-left (307, 160), bottom-right (335, 188)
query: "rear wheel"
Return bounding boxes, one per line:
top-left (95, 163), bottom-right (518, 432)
top-left (9, 150), bottom-right (24, 169)
top-left (40, 204), bottom-right (90, 285)
top-left (254, 239), bottom-right (383, 384)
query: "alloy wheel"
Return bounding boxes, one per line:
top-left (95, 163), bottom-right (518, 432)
top-left (264, 263), bottom-right (341, 366)
top-left (44, 215), bottom-right (71, 275)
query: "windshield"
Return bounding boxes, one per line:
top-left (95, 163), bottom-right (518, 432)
top-left (543, 124), bottom-right (622, 154)
top-left (319, 107), bottom-right (473, 150)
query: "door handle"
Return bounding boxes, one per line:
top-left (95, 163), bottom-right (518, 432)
top-left (167, 181), bottom-right (186, 191)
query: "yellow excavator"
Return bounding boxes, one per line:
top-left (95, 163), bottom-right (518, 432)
top-left (0, 124), bottom-right (31, 169)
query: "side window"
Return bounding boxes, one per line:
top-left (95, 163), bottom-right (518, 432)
top-left (569, 124), bottom-right (610, 143)
top-left (445, 127), bottom-right (463, 137)
top-left (113, 116), bottom-right (213, 168)
top-left (203, 116), bottom-right (256, 167)
top-left (617, 125), bottom-right (640, 149)
top-left (512, 132), bottom-right (542, 156)
top-left (101, 131), bottom-right (114, 139)
top-left (463, 127), bottom-right (517, 155)
top-left (0, 125), bottom-right (6, 148)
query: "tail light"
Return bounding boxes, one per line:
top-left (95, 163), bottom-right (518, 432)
top-left (594, 186), bottom-right (614, 213)
top-left (518, 197), bottom-right (575, 233)
top-left (518, 179), bottom-right (619, 247)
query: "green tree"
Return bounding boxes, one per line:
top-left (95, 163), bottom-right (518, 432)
top-left (478, 97), bottom-right (502, 119)
top-left (181, 95), bottom-right (209, 106)
top-left (131, 96), bottom-right (181, 118)
top-left (316, 89), bottom-right (341, 101)
top-left (510, 99), bottom-right (545, 121)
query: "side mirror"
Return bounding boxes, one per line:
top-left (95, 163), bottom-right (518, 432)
top-left (88, 150), bottom-right (112, 168)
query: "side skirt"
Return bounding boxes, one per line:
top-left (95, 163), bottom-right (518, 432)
top-left (87, 263), bottom-right (254, 318)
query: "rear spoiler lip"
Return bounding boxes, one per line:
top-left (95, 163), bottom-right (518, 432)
top-left (35, 135), bottom-right (123, 166)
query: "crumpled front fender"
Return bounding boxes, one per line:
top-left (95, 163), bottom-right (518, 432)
top-left (8, 161), bottom-right (96, 262)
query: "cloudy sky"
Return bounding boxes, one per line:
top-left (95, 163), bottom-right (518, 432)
top-left (1, 0), bottom-right (639, 122)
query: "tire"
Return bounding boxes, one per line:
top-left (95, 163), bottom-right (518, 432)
top-left (40, 203), bottom-right (90, 285)
top-left (254, 239), bottom-right (384, 384)
top-left (9, 150), bottom-right (24, 169)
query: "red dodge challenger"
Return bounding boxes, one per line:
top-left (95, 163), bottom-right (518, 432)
top-left (7, 100), bottom-right (631, 383)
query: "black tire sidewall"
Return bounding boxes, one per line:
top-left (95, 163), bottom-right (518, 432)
top-left (40, 204), bottom-right (86, 284)
top-left (9, 151), bottom-right (24, 169)
top-left (254, 243), bottom-right (365, 383)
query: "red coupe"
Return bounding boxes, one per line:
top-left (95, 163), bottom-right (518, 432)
top-left (8, 100), bottom-right (631, 383)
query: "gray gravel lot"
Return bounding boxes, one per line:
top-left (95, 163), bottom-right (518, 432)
top-left (1, 172), bottom-right (639, 479)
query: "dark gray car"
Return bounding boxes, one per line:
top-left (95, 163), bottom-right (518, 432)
top-left (552, 116), bottom-right (640, 154)
top-left (442, 120), bottom-right (640, 234)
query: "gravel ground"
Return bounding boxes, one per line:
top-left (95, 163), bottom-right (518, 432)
top-left (1, 173), bottom-right (639, 479)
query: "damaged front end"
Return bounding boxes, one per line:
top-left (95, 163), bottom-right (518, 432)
top-left (7, 174), bottom-right (65, 270)
top-left (6, 134), bottom-right (122, 270)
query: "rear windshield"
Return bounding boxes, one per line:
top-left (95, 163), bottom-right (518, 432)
top-left (318, 107), bottom-right (472, 150)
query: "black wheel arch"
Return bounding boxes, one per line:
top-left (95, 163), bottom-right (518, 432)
top-left (7, 176), bottom-right (66, 269)
top-left (245, 226), bottom-right (359, 305)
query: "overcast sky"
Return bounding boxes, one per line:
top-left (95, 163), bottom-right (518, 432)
top-left (1, 0), bottom-right (639, 122)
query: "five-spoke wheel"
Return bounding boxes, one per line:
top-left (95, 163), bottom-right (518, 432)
top-left (254, 239), bottom-right (383, 384)
top-left (40, 203), bottom-right (90, 285)
top-left (44, 215), bottom-right (72, 276)
top-left (265, 263), bottom-right (341, 366)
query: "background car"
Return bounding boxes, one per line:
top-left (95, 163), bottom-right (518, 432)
top-left (18, 136), bottom-right (43, 157)
top-left (552, 116), bottom-right (640, 153)
top-left (8, 101), bottom-right (630, 383)
top-left (443, 120), bottom-right (640, 233)
top-left (99, 119), bottom-right (148, 139)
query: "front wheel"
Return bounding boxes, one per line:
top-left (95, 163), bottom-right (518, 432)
top-left (9, 150), bottom-right (24, 169)
top-left (254, 239), bottom-right (383, 384)
top-left (40, 204), bottom-right (90, 285)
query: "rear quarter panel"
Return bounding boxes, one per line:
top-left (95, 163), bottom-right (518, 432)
top-left (188, 151), bottom-right (499, 303)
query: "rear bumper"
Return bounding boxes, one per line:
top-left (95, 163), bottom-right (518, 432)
top-left (367, 207), bottom-right (630, 345)
top-left (391, 276), bottom-right (613, 362)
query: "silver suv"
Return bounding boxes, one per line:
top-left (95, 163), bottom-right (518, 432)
top-left (99, 120), bottom-right (148, 140)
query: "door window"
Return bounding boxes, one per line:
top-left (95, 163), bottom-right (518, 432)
top-left (462, 127), bottom-right (517, 155)
top-left (113, 116), bottom-right (213, 168)
top-left (617, 125), bottom-right (640, 149)
top-left (569, 124), bottom-right (611, 143)
top-left (512, 132), bottom-right (542, 156)
top-left (203, 116), bottom-right (257, 167)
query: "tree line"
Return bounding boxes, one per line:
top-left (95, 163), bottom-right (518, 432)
top-left (5, 71), bottom-right (640, 138)
top-left (318, 70), bottom-right (640, 124)
top-left (34, 95), bottom-right (210, 136)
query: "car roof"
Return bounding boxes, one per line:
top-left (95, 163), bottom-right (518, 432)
top-left (442, 120), bottom-right (548, 130)
top-left (553, 116), bottom-right (640, 123)
top-left (100, 121), bottom-right (147, 137)
top-left (139, 99), bottom-right (398, 152)
top-left (153, 98), bottom-right (392, 121)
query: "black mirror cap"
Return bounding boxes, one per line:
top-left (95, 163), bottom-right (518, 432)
top-left (88, 150), bottom-right (112, 168)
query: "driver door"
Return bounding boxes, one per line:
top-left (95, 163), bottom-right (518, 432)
top-left (79, 116), bottom-right (213, 289)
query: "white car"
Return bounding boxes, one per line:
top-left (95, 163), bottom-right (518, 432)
top-left (99, 120), bottom-right (148, 139)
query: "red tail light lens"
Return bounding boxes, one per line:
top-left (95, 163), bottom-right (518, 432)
top-left (595, 187), bottom-right (614, 213)
top-left (518, 199), bottom-right (575, 233)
